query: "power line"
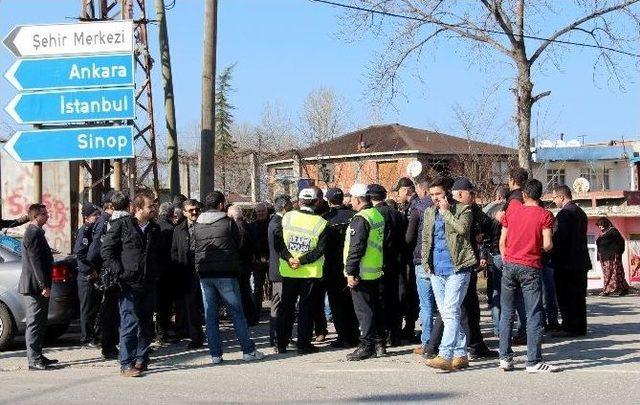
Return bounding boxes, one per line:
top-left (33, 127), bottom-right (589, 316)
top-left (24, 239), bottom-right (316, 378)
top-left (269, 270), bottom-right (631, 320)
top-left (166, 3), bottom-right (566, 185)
top-left (310, 0), bottom-right (640, 58)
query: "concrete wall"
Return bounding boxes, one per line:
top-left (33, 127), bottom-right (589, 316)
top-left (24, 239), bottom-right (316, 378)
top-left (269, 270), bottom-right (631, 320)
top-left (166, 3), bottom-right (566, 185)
top-left (533, 161), bottom-right (631, 191)
top-left (1, 150), bottom-right (78, 254)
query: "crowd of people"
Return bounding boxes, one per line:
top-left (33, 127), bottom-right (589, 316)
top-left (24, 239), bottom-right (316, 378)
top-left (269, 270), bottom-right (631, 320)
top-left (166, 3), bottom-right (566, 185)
top-left (17, 167), bottom-right (617, 376)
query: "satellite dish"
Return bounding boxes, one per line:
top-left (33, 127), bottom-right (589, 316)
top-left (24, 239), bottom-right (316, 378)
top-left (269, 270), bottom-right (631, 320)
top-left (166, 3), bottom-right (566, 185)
top-left (539, 139), bottom-right (554, 148)
top-left (566, 140), bottom-right (581, 147)
top-left (555, 140), bottom-right (567, 148)
top-left (573, 177), bottom-right (590, 194)
top-left (406, 161), bottom-right (423, 178)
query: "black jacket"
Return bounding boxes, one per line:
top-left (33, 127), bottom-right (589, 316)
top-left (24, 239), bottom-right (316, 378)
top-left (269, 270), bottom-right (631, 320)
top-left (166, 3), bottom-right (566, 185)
top-left (235, 218), bottom-right (254, 273)
top-left (344, 205), bottom-right (373, 277)
top-left (193, 210), bottom-right (241, 278)
top-left (267, 214), bottom-right (285, 282)
top-left (374, 202), bottom-right (405, 269)
top-left (405, 196), bottom-right (432, 265)
top-left (156, 215), bottom-right (176, 279)
top-left (171, 219), bottom-right (197, 294)
top-left (470, 203), bottom-right (493, 261)
top-left (596, 227), bottom-right (625, 261)
top-left (101, 213), bottom-right (162, 292)
top-left (18, 224), bottom-right (53, 295)
top-left (552, 201), bottom-right (592, 272)
top-left (249, 219), bottom-right (269, 264)
top-left (87, 212), bottom-right (111, 269)
top-left (0, 216), bottom-right (28, 229)
top-left (322, 205), bottom-right (355, 279)
top-left (74, 223), bottom-right (95, 276)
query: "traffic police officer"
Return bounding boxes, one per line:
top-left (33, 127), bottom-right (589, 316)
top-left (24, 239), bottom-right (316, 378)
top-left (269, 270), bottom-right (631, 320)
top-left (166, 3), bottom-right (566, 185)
top-left (74, 203), bottom-right (102, 347)
top-left (276, 188), bottom-right (328, 355)
top-left (344, 184), bottom-right (386, 361)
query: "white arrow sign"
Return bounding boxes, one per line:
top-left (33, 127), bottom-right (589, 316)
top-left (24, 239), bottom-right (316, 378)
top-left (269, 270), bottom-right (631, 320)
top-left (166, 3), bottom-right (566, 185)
top-left (3, 20), bottom-right (133, 58)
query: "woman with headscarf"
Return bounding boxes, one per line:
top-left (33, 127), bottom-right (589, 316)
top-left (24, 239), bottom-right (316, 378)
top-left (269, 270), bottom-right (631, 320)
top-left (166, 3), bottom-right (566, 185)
top-left (595, 217), bottom-right (629, 296)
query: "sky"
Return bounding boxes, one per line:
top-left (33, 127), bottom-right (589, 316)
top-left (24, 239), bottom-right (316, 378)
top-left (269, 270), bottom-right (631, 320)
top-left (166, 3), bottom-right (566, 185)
top-left (1, 0), bottom-right (639, 151)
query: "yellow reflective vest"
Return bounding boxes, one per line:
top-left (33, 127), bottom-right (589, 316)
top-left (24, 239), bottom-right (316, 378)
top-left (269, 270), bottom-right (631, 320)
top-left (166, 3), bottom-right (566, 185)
top-left (279, 210), bottom-right (328, 278)
top-left (343, 207), bottom-right (384, 280)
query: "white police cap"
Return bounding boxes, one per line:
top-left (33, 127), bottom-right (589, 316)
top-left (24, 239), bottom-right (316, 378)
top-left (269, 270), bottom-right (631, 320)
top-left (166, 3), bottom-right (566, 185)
top-left (349, 183), bottom-right (368, 198)
top-left (298, 188), bottom-right (316, 200)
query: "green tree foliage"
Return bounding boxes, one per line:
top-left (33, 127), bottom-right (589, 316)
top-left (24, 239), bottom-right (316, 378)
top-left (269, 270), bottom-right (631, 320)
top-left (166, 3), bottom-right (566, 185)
top-left (215, 64), bottom-right (237, 156)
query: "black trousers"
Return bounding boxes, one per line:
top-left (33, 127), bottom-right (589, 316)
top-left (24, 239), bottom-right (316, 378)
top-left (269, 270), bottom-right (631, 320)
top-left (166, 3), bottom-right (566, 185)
top-left (400, 262), bottom-right (420, 332)
top-left (426, 301), bottom-right (472, 355)
top-left (24, 294), bottom-right (49, 365)
top-left (555, 266), bottom-right (588, 335)
top-left (382, 265), bottom-right (402, 343)
top-left (277, 278), bottom-right (319, 350)
top-left (155, 276), bottom-right (175, 339)
top-left (312, 280), bottom-right (328, 336)
top-left (326, 274), bottom-right (359, 345)
top-left (239, 270), bottom-right (259, 325)
top-left (98, 287), bottom-right (121, 354)
top-left (77, 275), bottom-right (101, 344)
top-left (351, 279), bottom-right (384, 349)
top-left (175, 271), bottom-right (205, 342)
top-left (252, 262), bottom-right (269, 312)
top-left (463, 271), bottom-right (489, 353)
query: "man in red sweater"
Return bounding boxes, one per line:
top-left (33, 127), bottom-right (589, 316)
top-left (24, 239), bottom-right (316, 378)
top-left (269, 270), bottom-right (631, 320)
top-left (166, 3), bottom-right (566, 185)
top-left (498, 179), bottom-right (559, 373)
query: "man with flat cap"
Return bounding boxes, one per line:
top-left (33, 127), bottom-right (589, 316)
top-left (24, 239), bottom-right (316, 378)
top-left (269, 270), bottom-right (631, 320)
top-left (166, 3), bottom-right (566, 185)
top-left (276, 188), bottom-right (328, 355)
top-left (322, 188), bottom-right (359, 348)
top-left (368, 184), bottom-right (405, 347)
top-left (394, 177), bottom-right (420, 342)
top-left (344, 184), bottom-right (386, 361)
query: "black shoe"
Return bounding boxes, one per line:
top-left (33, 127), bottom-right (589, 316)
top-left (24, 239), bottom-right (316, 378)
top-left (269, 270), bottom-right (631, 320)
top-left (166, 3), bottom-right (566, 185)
top-left (375, 343), bottom-right (387, 357)
top-left (469, 348), bottom-right (499, 360)
top-left (82, 342), bottom-right (99, 349)
top-left (422, 350), bottom-right (438, 360)
top-left (28, 362), bottom-right (50, 371)
top-left (346, 346), bottom-right (376, 361)
top-left (41, 356), bottom-right (59, 365)
top-left (297, 345), bottom-right (319, 355)
top-left (102, 350), bottom-right (119, 360)
top-left (274, 346), bottom-right (287, 354)
top-left (330, 339), bottom-right (346, 348)
top-left (186, 340), bottom-right (204, 349)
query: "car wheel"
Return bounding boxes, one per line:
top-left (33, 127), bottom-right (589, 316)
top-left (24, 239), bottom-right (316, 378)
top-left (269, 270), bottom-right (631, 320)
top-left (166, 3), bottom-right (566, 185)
top-left (0, 302), bottom-right (16, 351)
top-left (45, 323), bottom-right (70, 343)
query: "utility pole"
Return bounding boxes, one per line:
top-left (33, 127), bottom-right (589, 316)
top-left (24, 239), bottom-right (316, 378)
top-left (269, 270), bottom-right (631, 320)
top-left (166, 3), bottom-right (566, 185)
top-left (200, 0), bottom-right (217, 199)
top-left (155, 0), bottom-right (180, 197)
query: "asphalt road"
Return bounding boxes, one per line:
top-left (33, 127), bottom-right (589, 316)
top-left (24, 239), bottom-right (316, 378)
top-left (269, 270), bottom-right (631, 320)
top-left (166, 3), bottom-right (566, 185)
top-left (1, 295), bottom-right (638, 404)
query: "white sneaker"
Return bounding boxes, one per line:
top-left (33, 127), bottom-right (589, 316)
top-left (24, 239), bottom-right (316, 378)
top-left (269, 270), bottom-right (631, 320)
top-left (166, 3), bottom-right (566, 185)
top-left (526, 362), bottom-right (559, 373)
top-left (499, 359), bottom-right (514, 371)
top-left (242, 350), bottom-right (265, 362)
top-left (211, 356), bottom-right (223, 365)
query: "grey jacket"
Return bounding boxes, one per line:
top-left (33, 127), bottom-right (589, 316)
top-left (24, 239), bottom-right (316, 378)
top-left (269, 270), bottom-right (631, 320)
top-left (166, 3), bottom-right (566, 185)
top-left (18, 224), bottom-right (54, 295)
top-left (420, 202), bottom-right (476, 276)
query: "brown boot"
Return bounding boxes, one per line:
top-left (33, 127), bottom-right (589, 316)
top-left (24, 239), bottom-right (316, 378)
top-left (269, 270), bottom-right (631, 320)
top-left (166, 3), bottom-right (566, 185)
top-left (426, 356), bottom-right (453, 371)
top-left (120, 367), bottom-right (142, 377)
top-left (452, 356), bottom-right (469, 370)
top-left (412, 346), bottom-right (425, 355)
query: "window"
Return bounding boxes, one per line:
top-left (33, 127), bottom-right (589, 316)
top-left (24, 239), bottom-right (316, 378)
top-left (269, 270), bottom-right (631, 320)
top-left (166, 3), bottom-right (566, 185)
top-left (546, 169), bottom-right (565, 189)
top-left (579, 167), bottom-right (611, 190)
top-left (319, 163), bottom-right (334, 183)
top-left (492, 160), bottom-right (509, 184)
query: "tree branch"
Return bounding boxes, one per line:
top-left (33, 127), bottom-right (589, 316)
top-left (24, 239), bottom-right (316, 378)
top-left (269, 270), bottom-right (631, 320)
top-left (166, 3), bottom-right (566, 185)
top-left (480, 0), bottom-right (518, 47)
top-left (529, 0), bottom-right (640, 64)
top-left (532, 91), bottom-right (551, 104)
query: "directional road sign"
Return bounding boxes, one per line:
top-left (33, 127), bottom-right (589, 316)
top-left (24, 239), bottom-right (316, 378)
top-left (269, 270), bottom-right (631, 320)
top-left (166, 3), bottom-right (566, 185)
top-left (3, 126), bottom-right (135, 163)
top-left (4, 53), bottom-right (135, 91)
top-left (4, 87), bottom-right (135, 124)
top-left (2, 20), bottom-right (133, 58)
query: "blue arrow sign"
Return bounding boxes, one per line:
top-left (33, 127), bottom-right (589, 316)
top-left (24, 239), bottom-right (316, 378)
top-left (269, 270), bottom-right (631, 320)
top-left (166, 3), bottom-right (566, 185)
top-left (4, 53), bottom-right (134, 91)
top-left (3, 126), bottom-right (135, 163)
top-left (4, 87), bottom-right (135, 124)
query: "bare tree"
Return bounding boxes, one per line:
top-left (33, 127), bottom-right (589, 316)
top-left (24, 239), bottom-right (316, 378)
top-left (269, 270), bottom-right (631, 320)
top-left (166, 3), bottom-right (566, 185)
top-left (343, 0), bottom-right (640, 171)
top-left (299, 87), bottom-right (353, 145)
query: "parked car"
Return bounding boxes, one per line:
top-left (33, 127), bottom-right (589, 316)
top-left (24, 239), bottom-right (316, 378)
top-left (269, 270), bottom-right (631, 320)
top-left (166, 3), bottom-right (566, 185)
top-left (0, 234), bottom-right (78, 351)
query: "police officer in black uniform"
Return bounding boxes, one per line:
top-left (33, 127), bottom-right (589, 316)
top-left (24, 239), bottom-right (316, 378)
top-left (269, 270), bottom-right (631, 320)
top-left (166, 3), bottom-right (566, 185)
top-left (74, 203), bottom-right (102, 348)
top-left (322, 188), bottom-right (359, 348)
top-left (367, 184), bottom-right (406, 347)
top-left (86, 190), bottom-right (120, 360)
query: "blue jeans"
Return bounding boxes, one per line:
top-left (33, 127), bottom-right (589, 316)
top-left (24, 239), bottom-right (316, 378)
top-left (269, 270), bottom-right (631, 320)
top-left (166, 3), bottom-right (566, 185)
top-left (415, 265), bottom-right (434, 349)
top-left (499, 263), bottom-right (544, 367)
top-left (541, 264), bottom-right (560, 328)
top-left (118, 287), bottom-right (155, 369)
top-left (200, 277), bottom-right (256, 358)
top-left (491, 254), bottom-right (527, 336)
top-left (431, 270), bottom-right (470, 360)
